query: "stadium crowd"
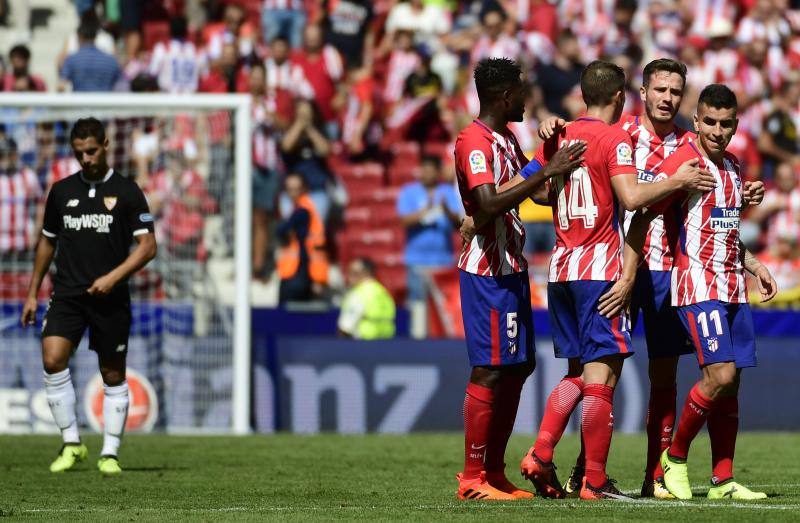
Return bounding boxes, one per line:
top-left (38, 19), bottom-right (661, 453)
top-left (3, 0), bottom-right (800, 317)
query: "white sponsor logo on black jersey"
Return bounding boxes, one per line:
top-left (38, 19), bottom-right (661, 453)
top-left (67, 199), bottom-right (80, 207)
top-left (63, 214), bottom-right (114, 233)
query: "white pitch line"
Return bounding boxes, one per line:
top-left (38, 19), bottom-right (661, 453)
top-left (20, 502), bottom-right (800, 514)
top-left (621, 482), bottom-right (800, 496)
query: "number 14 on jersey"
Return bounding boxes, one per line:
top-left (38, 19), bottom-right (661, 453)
top-left (553, 166), bottom-right (599, 230)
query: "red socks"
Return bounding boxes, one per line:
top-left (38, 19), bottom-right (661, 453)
top-left (708, 395), bottom-right (738, 484)
top-left (645, 385), bottom-right (677, 481)
top-left (582, 384), bottom-right (615, 487)
top-left (533, 376), bottom-right (584, 463)
top-left (669, 383), bottom-right (715, 460)
top-left (463, 383), bottom-right (495, 479)
top-left (485, 374), bottom-right (525, 474)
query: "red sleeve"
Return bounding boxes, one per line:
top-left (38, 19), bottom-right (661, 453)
top-left (647, 153), bottom-right (687, 214)
top-left (456, 134), bottom-right (495, 190)
top-left (533, 136), bottom-right (558, 165)
top-left (605, 129), bottom-right (636, 178)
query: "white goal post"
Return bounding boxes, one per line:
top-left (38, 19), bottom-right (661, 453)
top-left (0, 93), bottom-right (252, 435)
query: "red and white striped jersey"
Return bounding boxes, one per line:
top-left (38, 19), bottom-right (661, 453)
top-left (383, 49), bottom-right (419, 104)
top-left (265, 57), bottom-right (307, 96)
top-left (0, 167), bottom-right (42, 252)
top-left (762, 188), bottom-right (800, 248)
top-left (455, 120), bottom-right (528, 276)
top-left (688, 0), bottom-right (739, 36)
top-left (149, 39), bottom-right (204, 93)
top-left (536, 117), bottom-right (635, 282)
top-left (651, 143), bottom-right (747, 306)
top-left (252, 94), bottom-right (283, 171)
top-left (47, 157), bottom-right (80, 190)
top-left (619, 114), bottom-right (693, 271)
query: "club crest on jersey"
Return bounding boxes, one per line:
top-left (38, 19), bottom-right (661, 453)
top-left (710, 207), bottom-right (739, 230)
top-left (469, 150), bottom-right (487, 174)
top-left (616, 143), bottom-right (633, 165)
top-left (104, 196), bottom-right (117, 211)
top-left (708, 337), bottom-right (719, 353)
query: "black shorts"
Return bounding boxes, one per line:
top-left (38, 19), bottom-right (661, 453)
top-left (42, 291), bottom-right (131, 355)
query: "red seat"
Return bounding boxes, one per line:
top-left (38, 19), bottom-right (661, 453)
top-left (142, 21), bottom-right (170, 51)
top-left (390, 141), bottom-right (421, 163)
top-left (376, 262), bottom-right (407, 303)
top-left (388, 164), bottom-right (420, 186)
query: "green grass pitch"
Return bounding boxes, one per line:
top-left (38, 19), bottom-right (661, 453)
top-left (1, 432), bottom-right (798, 521)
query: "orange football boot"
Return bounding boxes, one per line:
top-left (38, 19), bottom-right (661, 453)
top-left (520, 447), bottom-right (566, 498)
top-left (485, 470), bottom-right (534, 499)
top-left (456, 471), bottom-right (518, 500)
top-left (579, 476), bottom-right (631, 500)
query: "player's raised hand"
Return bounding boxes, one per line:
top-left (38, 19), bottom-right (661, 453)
top-left (597, 277), bottom-right (634, 318)
top-left (87, 274), bottom-right (117, 296)
top-left (544, 141), bottom-right (587, 178)
top-left (673, 158), bottom-right (716, 192)
top-left (743, 180), bottom-right (765, 206)
top-left (21, 295), bottom-right (38, 327)
top-left (753, 265), bottom-right (778, 302)
top-left (538, 117), bottom-right (566, 140)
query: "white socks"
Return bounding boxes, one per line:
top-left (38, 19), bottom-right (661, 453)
top-left (44, 369), bottom-right (80, 444)
top-left (101, 381), bottom-right (129, 457)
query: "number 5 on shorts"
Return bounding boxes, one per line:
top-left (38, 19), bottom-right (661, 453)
top-left (507, 312), bottom-right (517, 339)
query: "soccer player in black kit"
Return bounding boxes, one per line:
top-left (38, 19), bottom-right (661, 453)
top-left (21, 118), bottom-right (157, 475)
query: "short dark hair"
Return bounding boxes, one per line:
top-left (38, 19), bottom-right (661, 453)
top-left (9, 44), bottom-right (30, 61)
top-left (580, 60), bottom-right (626, 107)
top-left (356, 257), bottom-right (376, 276)
top-left (474, 57), bottom-right (522, 104)
top-left (697, 84), bottom-right (738, 111)
top-left (170, 16), bottom-right (188, 39)
top-left (78, 11), bottom-right (99, 41)
top-left (421, 154), bottom-right (441, 169)
top-left (642, 58), bottom-right (687, 88)
top-left (70, 117), bottom-right (106, 144)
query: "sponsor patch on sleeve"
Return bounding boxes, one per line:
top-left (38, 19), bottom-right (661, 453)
top-left (616, 142), bottom-right (633, 166)
top-left (139, 213), bottom-right (154, 223)
top-left (469, 150), bottom-right (487, 174)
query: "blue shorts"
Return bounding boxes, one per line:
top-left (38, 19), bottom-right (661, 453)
top-left (548, 280), bottom-right (634, 364)
top-left (459, 270), bottom-right (534, 367)
top-left (630, 268), bottom-right (693, 359)
top-left (677, 301), bottom-right (757, 369)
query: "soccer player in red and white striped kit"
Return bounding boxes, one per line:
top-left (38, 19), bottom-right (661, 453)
top-left (538, 59), bottom-right (766, 498)
top-left (622, 84), bottom-right (777, 500)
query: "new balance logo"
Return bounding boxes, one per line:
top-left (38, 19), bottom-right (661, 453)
top-left (67, 199), bottom-right (79, 207)
top-left (116, 344), bottom-right (126, 352)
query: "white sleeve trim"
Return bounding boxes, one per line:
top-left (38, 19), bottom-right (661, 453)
top-left (133, 228), bottom-right (150, 236)
top-left (42, 229), bottom-right (57, 238)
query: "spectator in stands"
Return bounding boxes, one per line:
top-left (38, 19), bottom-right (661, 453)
top-left (758, 81), bottom-right (800, 179)
top-left (338, 257), bottom-right (396, 340)
top-left (149, 16), bottom-right (203, 94)
top-left (745, 162), bottom-right (800, 250)
top-left (3, 45), bottom-right (45, 91)
top-left (293, 24), bottom-right (344, 138)
top-left (58, 10), bottom-right (116, 71)
top-left (753, 230), bottom-right (800, 306)
top-left (262, 0), bottom-right (306, 48)
top-left (384, 0), bottom-right (451, 51)
top-left (119, 0), bottom-right (144, 63)
top-left (251, 63), bottom-right (288, 281)
top-left (397, 155), bottom-right (462, 337)
top-left (339, 64), bottom-right (379, 158)
top-left (277, 173), bottom-right (329, 303)
top-left (322, 0), bottom-right (375, 68)
top-left (265, 36), bottom-right (300, 95)
top-left (59, 15), bottom-right (122, 92)
top-left (534, 29), bottom-right (584, 118)
top-left (203, 3), bottom-right (255, 63)
top-left (0, 135), bottom-right (42, 257)
top-left (280, 100), bottom-right (332, 222)
top-left (198, 42), bottom-right (248, 93)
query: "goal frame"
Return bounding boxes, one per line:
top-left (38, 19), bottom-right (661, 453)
top-left (0, 93), bottom-right (253, 434)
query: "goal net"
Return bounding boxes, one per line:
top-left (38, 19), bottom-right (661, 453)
top-left (0, 93), bottom-right (251, 434)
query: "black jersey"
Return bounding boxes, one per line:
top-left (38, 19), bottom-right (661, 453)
top-left (42, 169), bottom-right (154, 297)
